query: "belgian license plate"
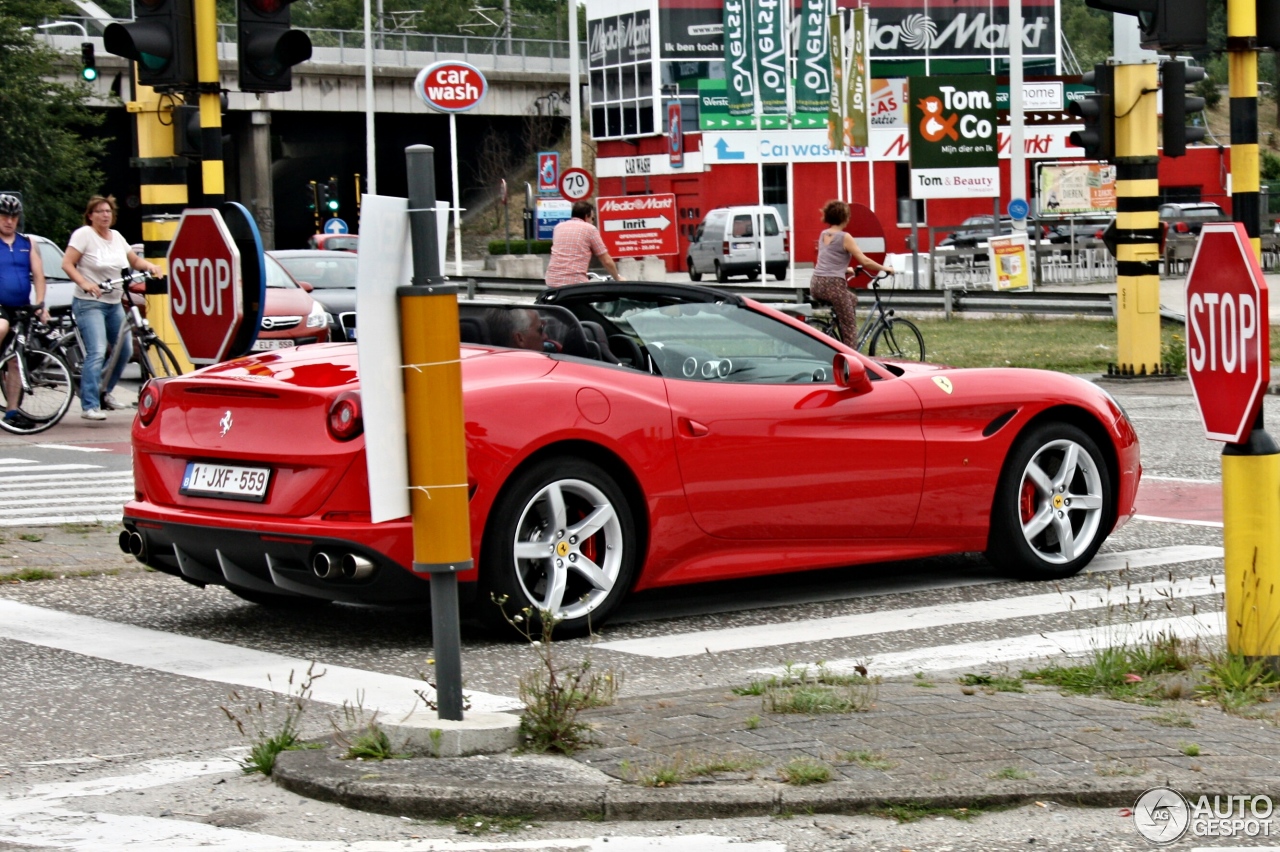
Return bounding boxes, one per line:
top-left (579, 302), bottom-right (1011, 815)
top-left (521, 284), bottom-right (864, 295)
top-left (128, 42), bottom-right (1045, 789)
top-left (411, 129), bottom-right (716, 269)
top-left (251, 339), bottom-right (296, 351)
top-left (181, 462), bottom-right (271, 501)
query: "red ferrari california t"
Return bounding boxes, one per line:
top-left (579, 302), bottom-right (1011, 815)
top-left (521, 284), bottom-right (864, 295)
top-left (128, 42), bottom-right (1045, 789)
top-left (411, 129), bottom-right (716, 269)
top-left (123, 281), bottom-right (1140, 634)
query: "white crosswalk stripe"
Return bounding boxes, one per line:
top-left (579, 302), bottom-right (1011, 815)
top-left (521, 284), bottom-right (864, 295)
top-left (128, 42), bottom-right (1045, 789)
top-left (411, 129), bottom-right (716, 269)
top-left (0, 457), bottom-right (132, 526)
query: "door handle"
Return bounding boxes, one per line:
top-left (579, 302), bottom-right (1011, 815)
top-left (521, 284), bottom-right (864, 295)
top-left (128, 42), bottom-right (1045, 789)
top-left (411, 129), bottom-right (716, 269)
top-left (678, 417), bottom-right (710, 437)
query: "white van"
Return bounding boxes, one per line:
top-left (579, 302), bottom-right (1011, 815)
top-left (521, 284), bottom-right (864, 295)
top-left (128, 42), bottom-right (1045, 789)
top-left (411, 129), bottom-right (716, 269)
top-left (687, 206), bottom-right (789, 283)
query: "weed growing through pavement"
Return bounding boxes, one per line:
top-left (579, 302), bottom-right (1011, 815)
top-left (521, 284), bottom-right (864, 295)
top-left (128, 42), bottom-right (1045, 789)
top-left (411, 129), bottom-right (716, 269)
top-left (960, 672), bottom-right (1024, 693)
top-left (757, 662), bottom-right (878, 715)
top-left (988, 766), bottom-right (1033, 781)
top-left (9, 568), bottom-right (56, 582)
top-left (1145, 709), bottom-right (1196, 728)
top-left (492, 595), bottom-right (620, 755)
top-left (440, 814), bottom-right (535, 835)
top-left (913, 672), bottom-right (936, 688)
top-left (1095, 760), bottom-right (1147, 777)
top-left (220, 663), bottom-right (324, 776)
top-left (1197, 652), bottom-right (1280, 710)
top-left (337, 721), bottom-right (409, 762)
top-left (840, 749), bottom-right (895, 771)
top-left (17, 533), bottom-right (42, 542)
top-left (873, 803), bottom-right (988, 823)
top-left (1180, 742), bottom-right (1202, 756)
top-left (619, 752), bottom-right (766, 786)
top-left (745, 714), bottom-right (760, 730)
top-left (779, 757), bottom-right (832, 785)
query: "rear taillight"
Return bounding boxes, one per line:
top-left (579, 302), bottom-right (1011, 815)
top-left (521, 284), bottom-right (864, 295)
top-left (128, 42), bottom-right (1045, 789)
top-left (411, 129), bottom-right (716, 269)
top-left (1176, 222), bottom-right (1189, 233)
top-left (722, 241), bottom-right (730, 254)
top-left (138, 380), bottom-right (162, 426)
top-left (783, 232), bottom-right (789, 252)
top-left (327, 390), bottom-right (362, 441)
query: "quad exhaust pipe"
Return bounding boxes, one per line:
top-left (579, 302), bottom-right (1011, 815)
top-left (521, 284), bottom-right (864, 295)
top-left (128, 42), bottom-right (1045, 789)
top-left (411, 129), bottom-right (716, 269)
top-left (312, 551), bottom-right (374, 581)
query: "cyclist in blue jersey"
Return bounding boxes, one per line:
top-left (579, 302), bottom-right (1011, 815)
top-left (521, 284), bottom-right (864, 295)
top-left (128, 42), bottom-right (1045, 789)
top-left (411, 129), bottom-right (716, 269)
top-left (0, 195), bottom-right (49, 429)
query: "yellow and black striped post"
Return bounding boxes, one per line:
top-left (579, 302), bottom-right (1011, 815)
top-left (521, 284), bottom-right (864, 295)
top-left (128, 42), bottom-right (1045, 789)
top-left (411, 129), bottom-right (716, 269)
top-left (130, 79), bottom-right (195, 372)
top-left (1223, 0), bottom-right (1280, 671)
top-left (1111, 62), bottom-right (1163, 376)
top-left (194, 0), bottom-right (224, 203)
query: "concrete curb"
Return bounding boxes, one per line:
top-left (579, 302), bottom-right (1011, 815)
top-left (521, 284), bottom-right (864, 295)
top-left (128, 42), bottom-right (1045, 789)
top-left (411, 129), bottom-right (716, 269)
top-left (272, 746), bottom-right (1254, 821)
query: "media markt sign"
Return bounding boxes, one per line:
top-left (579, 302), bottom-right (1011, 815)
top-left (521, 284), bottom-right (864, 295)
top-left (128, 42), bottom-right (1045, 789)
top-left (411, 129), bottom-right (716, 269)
top-left (908, 75), bottom-right (998, 199)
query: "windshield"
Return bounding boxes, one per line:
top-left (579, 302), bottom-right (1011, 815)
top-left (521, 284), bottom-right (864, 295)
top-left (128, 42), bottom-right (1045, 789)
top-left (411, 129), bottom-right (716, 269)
top-left (36, 239), bottom-right (69, 279)
top-left (273, 255), bottom-right (358, 289)
top-left (265, 256), bottom-right (300, 289)
top-left (574, 296), bottom-right (840, 384)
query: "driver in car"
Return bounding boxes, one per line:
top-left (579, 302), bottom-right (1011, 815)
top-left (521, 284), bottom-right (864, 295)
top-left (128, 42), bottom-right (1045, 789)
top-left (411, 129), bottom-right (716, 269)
top-left (486, 307), bottom-right (550, 352)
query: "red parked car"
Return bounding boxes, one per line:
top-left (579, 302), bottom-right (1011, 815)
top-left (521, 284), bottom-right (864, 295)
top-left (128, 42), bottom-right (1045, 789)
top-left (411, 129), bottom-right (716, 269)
top-left (123, 282), bottom-right (1141, 635)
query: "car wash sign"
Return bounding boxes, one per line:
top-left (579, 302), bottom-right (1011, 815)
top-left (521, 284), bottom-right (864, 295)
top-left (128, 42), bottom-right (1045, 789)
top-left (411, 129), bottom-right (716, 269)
top-left (908, 75), bottom-right (997, 199)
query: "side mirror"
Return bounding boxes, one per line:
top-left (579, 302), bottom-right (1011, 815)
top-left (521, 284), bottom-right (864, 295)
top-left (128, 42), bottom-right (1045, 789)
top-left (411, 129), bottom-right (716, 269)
top-left (832, 353), bottom-right (873, 395)
top-left (297, 280), bottom-right (314, 292)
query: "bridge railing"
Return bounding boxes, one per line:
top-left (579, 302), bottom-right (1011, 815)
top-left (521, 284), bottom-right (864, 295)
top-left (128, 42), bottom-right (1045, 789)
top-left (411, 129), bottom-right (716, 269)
top-left (37, 16), bottom-right (581, 73)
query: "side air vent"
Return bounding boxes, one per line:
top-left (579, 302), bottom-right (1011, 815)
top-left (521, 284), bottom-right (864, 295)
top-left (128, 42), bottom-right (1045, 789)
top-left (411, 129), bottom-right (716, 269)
top-left (982, 410), bottom-right (1017, 437)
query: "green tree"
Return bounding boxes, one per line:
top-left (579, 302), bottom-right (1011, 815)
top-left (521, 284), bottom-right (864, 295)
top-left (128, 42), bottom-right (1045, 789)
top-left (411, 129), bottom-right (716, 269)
top-left (0, 0), bottom-right (107, 241)
top-left (1061, 0), bottom-right (1112, 70)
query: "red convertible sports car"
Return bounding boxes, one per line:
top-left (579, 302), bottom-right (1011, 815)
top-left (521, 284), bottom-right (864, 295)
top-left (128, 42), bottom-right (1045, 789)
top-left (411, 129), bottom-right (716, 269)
top-left (123, 281), bottom-right (1140, 635)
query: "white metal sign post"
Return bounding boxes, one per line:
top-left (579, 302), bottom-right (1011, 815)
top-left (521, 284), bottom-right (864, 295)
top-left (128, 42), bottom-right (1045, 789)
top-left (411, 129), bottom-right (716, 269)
top-left (413, 61), bottom-right (489, 276)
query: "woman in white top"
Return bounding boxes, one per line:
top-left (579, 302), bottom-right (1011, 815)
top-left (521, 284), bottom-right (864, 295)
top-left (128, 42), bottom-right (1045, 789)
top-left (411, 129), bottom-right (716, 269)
top-left (62, 195), bottom-right (161, 420)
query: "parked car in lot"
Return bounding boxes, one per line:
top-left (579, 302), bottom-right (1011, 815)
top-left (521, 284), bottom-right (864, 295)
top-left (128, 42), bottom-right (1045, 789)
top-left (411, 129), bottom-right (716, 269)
top-left (122, 280), bottom-right (1140, 636)
top-left (253, 254), bottom-right (331, 351)
top-left (269, 249), bottom-right (358, 341)
top-left (30, 235), bottom-right (75, 310)
top-left (1159, 201), bottom-right (1226, 235)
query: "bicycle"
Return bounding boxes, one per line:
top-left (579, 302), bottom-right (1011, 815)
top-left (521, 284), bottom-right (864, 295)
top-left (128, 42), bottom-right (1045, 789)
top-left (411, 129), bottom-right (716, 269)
top-left (0, 305), bottom-right (75, 434)
top-left (805, 269), bottom-right (926, 361)
top-left (50, 271), bottom-right (183, 401)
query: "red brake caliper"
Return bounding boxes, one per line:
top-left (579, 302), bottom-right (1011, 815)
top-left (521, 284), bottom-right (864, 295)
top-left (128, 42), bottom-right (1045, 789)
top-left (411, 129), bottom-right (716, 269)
top-left (1020, 479), bottom-right (1038, 524)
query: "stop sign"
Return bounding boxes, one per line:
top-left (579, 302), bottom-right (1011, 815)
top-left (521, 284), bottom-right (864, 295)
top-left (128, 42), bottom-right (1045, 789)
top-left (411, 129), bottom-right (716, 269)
top-left (1184, 222), bottom-right (1271, 443)
top-left (167, 209), bottom-right (243, 365)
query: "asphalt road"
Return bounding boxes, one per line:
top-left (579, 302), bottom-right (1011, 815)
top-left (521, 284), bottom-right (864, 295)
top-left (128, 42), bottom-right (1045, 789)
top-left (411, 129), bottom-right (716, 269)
top-left (0, 384), bottom-right (1273, 850)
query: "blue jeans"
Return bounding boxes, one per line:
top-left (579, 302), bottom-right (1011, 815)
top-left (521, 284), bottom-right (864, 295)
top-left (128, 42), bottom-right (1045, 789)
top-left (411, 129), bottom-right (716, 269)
top-left (72, 298), bottom-right (131, 412)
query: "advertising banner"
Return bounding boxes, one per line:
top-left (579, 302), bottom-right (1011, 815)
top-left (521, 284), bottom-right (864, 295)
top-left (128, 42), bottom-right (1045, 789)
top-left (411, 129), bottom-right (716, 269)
top-left (598, 193), bottom-right (679, 257)
top-left (755, 0), bottom-right (788, 114)
top-left (659, 0), bottom-right (722, 59)
top-left (535, 198), bottom-right (573, 240)
top-left (723, 0), bottom-right (755, 116)
top-left (870, 78), bottom-right (908, 128)
top-left (794, 0), bottom-right (831, 115)
top-left (1037, 162), bottom-right (1118, 217)
top-left (827, 12), bottom-right (844, 151)
top-left (990, 234), bottom-right (1031, 291)
top-left (845, 8), bottom-right (869, 149)
top-left (908, 75), bottom-right (998, 199)
top-left (537, 152), bottom-right (559, 195)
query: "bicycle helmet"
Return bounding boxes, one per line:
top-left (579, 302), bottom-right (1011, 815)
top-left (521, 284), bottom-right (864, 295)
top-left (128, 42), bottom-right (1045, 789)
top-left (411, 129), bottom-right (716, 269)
top-left (0, 195), bottom-right (21, 217)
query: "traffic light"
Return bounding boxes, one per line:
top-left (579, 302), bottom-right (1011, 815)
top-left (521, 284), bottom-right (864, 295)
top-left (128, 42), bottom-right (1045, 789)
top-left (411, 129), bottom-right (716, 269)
top-left (80, 42), bottom-right (98, 82)
top-left (1069, 64), bottom-right (1115, 162)
top-left (323, 177), bottom-right (340, 214)
top-left (103, 0), bottom-right (197, 92)
top-left (237, 0), bottom-right (312, 94)
top-left (172, 103), bottom-right (201, 158)
top-left (1161, 61), bottom-right (1207, 158)
top-left (1085, 0), bottom-right (1207, 53)
top-left (305, 181), bottom-right (317, 212)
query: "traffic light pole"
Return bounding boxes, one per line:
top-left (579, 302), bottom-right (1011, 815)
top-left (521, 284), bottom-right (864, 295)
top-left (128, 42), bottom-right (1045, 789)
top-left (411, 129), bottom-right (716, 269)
top-left (1223, 0), bottom-right (1280, 673)
top-left (131, 79), bottom-right (196, 374)
top-left (1111, 62), bottom-right (1163, 376)
top-left (194, 0), bottom-right (224, 203)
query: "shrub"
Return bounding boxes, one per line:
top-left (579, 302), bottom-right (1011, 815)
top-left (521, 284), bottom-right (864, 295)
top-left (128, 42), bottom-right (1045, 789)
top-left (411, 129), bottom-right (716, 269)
top-left (488, 239), bottom-right (553, 255)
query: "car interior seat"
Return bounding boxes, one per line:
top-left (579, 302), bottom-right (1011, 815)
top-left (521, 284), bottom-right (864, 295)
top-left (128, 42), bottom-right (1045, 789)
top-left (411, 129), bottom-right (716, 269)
top-left (458, 316), bottom-right (489, 345)
top-left (608, 334), bottom-right (646, 369)
top-left (579, 321), bottom-right (620, 364)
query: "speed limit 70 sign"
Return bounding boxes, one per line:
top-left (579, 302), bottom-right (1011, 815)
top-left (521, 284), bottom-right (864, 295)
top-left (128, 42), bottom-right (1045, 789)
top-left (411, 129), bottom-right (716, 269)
top-left (558, 167), bottom-right (594, 203)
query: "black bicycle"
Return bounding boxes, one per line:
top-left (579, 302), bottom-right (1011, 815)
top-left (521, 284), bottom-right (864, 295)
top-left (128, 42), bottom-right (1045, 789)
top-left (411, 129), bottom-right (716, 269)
top-left (50, 271), bottom-right (183, 400)
top-left (0, 305), bottom-right (75, 434)
top-left (805, 269), bottom-right (926, 361)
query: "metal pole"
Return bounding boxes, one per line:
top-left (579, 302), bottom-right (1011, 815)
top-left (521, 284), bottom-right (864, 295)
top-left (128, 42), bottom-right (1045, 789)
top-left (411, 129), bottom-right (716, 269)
top-left (193, 0), bottom-right (223, 203)
top-left (450, 113), bottom-right (463, 276)
top-left (1009, 0), bottom-right (1027, 234)
top-left (364, 0), bottom-right (376, 193)
top-left (568, 0), bottom-right (582, 168)
top-left (401, 145), bottom-right (469, 721)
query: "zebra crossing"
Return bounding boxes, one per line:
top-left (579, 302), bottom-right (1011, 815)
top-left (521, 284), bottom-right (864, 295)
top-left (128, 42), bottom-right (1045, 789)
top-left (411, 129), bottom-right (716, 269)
top-left (0, 456), bottom-right (132, 526)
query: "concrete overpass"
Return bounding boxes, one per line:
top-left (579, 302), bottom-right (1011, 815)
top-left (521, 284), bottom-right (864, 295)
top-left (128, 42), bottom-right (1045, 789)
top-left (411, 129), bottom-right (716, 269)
top-left (40, 25), bottom-right (581, 248)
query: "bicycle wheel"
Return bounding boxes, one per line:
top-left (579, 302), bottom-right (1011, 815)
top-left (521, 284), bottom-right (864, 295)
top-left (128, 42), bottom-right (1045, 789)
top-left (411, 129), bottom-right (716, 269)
top-left (52, 332), bottom-right (84, 397)
top-left (868, 317), bottom-right (925, 361)
top-left (138, 337), bottom-right (182, 381)
top-left (0, 349), bottom-right (74, 434)
top-left (805, 314), bottom-right (842, 343)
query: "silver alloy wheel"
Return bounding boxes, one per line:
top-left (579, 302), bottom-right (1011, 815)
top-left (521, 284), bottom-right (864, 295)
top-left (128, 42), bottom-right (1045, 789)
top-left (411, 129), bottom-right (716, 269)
top-left (1016, 437), bottom-right (1105, 565)
top-left (511, 477), bottom-right (625, 621)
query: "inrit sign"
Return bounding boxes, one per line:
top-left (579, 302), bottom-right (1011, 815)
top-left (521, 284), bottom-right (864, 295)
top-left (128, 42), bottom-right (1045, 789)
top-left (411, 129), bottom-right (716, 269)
top-left (414, 61), bottom-right (488, 112)
top-left (597, 194), bottom-right (678, 258)
top-left (1184, 222), bottom-right (1271, 444)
